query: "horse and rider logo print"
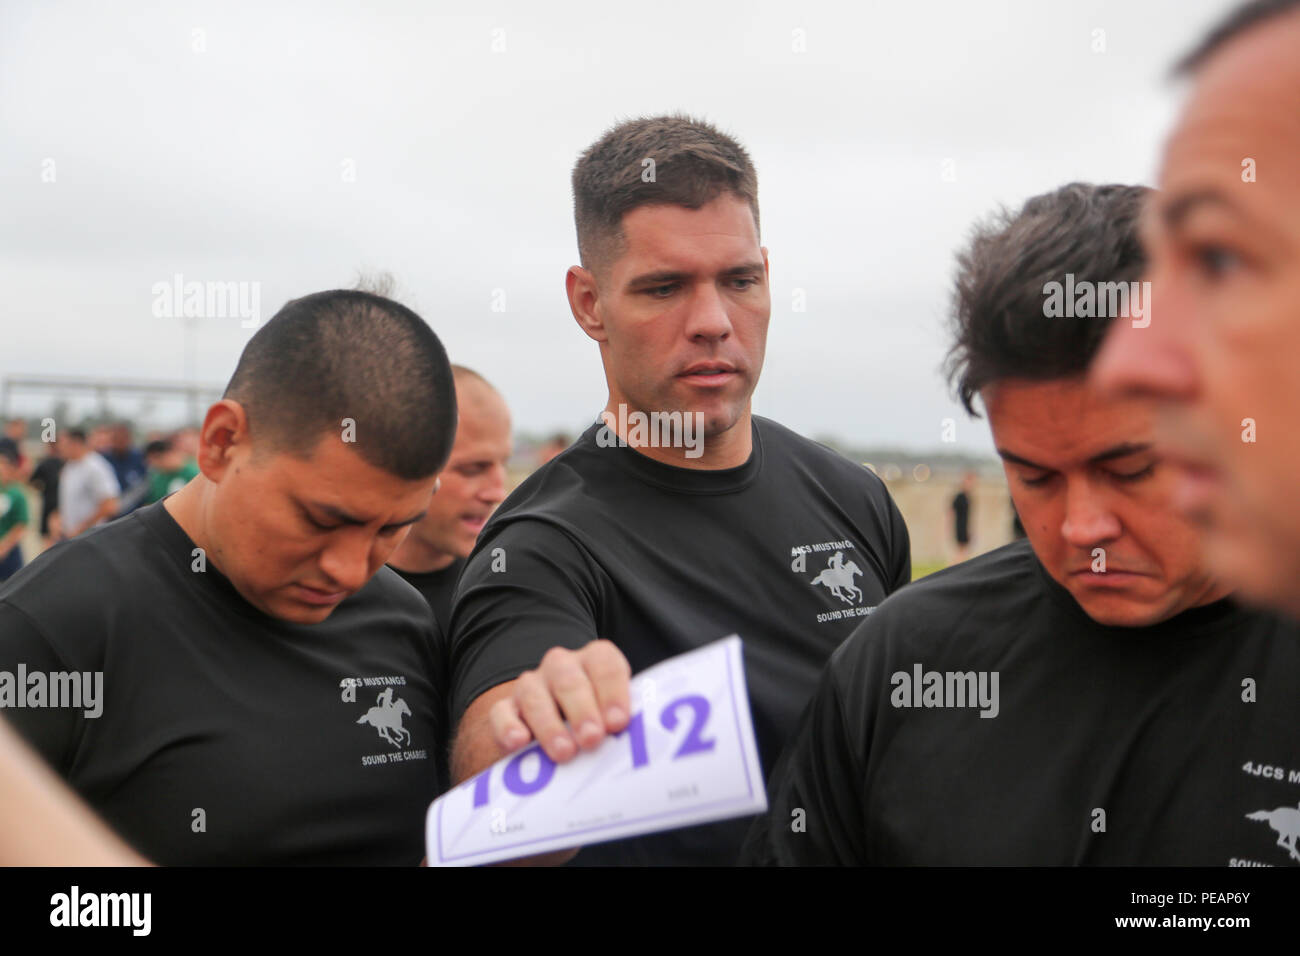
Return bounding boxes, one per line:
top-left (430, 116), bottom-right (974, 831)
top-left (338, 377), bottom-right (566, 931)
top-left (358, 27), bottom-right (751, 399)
top-left (356, 686), bottom-right (412, 749)
top-left (1246, 801), bottom-right (1300, 863)
top-left (810, 550), bottom-right (864, 605)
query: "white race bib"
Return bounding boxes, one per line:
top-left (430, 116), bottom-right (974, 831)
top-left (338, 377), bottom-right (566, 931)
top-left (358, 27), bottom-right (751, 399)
top-left (427, 635), bottom-right (766, 866)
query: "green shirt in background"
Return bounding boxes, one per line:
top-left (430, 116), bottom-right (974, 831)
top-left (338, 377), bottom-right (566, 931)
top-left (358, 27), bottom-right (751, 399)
top-left (147, 462), bottom-right (200, 504)
top-left (0, 483), bottom-right (29, 541)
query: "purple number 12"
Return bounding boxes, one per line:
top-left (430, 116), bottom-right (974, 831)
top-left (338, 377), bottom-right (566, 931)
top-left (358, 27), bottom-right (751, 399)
top-left (619, 693), bottom-right (715, 767)
top-left (470, 693), bottom-right (715, 807)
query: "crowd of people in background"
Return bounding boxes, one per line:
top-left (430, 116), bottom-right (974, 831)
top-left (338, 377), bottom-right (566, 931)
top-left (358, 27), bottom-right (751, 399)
top-left (0, 419), bottom-right (203, 580)
top-left (0, 413), bottom-right (567, 587)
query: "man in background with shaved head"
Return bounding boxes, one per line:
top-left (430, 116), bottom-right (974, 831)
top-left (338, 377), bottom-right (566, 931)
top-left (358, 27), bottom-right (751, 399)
top-left (389, 365), bottom-right (513, 637)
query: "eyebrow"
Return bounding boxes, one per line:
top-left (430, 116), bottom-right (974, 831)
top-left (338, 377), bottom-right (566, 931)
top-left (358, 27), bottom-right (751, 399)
top-left (996, 442), bottom-right (1154, 471)
top-left (625, 261), bottom-right (766, 289)
top-left (301, 500), bottom-right (427, 530)
top-left (1161, 189), bottom-right (1241, 230)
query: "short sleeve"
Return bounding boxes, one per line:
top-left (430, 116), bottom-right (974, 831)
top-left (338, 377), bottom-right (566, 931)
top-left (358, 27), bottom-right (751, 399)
top-left (447, 519), bottom-right (605, 727)
top-left (0, 602), bottom-right (81, 774)
top-left (886, 491), bottom-right (912, 591)
top-left (97, 460), bottom-right (121, 498)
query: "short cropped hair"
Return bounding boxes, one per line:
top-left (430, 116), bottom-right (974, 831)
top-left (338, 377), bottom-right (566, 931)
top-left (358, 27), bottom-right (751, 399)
top-left (223, 290), bottom-right (456, 480)
top-left (944, 183), bottom-right (1150, 416)
top-left (572, 114), bottom-right (759, 275)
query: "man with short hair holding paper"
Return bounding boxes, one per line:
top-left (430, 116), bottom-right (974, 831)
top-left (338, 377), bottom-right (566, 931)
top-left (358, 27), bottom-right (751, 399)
top-left (447, 115), bottom-right (911, 865)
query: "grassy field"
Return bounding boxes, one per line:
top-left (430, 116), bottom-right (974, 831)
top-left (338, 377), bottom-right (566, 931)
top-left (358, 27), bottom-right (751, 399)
top-left (910, 560), bottom-right (949, 581)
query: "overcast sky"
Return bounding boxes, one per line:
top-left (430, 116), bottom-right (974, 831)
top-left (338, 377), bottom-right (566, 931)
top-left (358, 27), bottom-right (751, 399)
top-left (0, 0), bottom-right (1235, 453)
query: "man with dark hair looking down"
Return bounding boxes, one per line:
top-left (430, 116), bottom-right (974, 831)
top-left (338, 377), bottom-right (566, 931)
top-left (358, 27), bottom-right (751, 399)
top-left (742, 183), bottom-right (1300, 866)
top-left (0, 289), bottom-right (626, 865)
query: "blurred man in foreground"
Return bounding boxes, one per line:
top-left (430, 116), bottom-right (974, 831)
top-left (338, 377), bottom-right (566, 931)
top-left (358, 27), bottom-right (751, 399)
top-left (1093, 0), bottom-right (1300, 618)
top-left (0, 716), bottom-right (147, 866)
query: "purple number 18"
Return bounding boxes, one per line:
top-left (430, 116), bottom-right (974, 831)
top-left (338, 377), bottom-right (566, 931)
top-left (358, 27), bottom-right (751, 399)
top-left (472, 743), bottom-right (557, 807)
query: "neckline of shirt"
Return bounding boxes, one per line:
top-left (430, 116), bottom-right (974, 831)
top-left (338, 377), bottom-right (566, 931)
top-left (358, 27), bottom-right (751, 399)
top-left (389, 557), bottom-right (464, 583)
top-left (578, 416), bottom-right (764, 495)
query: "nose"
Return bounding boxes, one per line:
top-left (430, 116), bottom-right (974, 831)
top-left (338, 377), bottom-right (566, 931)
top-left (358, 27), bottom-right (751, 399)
top-left (683, 282), bottom-right (733, 342)
top-left (317, 531), bottom-right (375, 594)
top-left (1060, 476), bottom-right (1122, 550)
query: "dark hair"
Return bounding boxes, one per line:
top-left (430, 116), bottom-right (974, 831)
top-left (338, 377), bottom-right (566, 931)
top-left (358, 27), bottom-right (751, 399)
top-left (66, 428), bottom-right (88, 443)
top-left (144, 439), bottom-right (172, 457)
top-left (223, 289), bottom-right (456, 480)
top-left (945, 182), bottom-right (1151, 416)
top-left (572, 114), bottom-right (760, 274)
top-left (1175, 0), bottom-right (1300, 74)
top-left (0, 446), bottom-right (17, 467)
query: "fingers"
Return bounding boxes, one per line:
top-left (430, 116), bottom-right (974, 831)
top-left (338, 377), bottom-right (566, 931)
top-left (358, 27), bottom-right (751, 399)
top-left (546, 644), bottom-right (612, 752)
top-left (581, 639), bottom-right (632, 734)
top-left (493, 640), bottom-right (635, 765)
top-left (487, 693), bottom-right (531, 756)
top-left (511, 665), bottom-right (581, 763)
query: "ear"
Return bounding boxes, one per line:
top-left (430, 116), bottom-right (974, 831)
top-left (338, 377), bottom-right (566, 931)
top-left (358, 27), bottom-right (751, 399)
top-left (567, 265), bottom-right (608, 344)
top-left (195, 400), bottom-right (251, 482)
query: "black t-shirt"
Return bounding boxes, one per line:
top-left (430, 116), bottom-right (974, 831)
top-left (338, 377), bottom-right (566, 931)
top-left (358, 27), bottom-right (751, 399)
top-left (449, 415), bottom-right (911, 865)
top-left (391, 557), bottom-right (466, 639)
top-left (951, 490), bottom-right (970, 542)
top-left (741, 538), bottom-right (1300, 866)
top-left (0, 501), bottom-right (448, 865)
